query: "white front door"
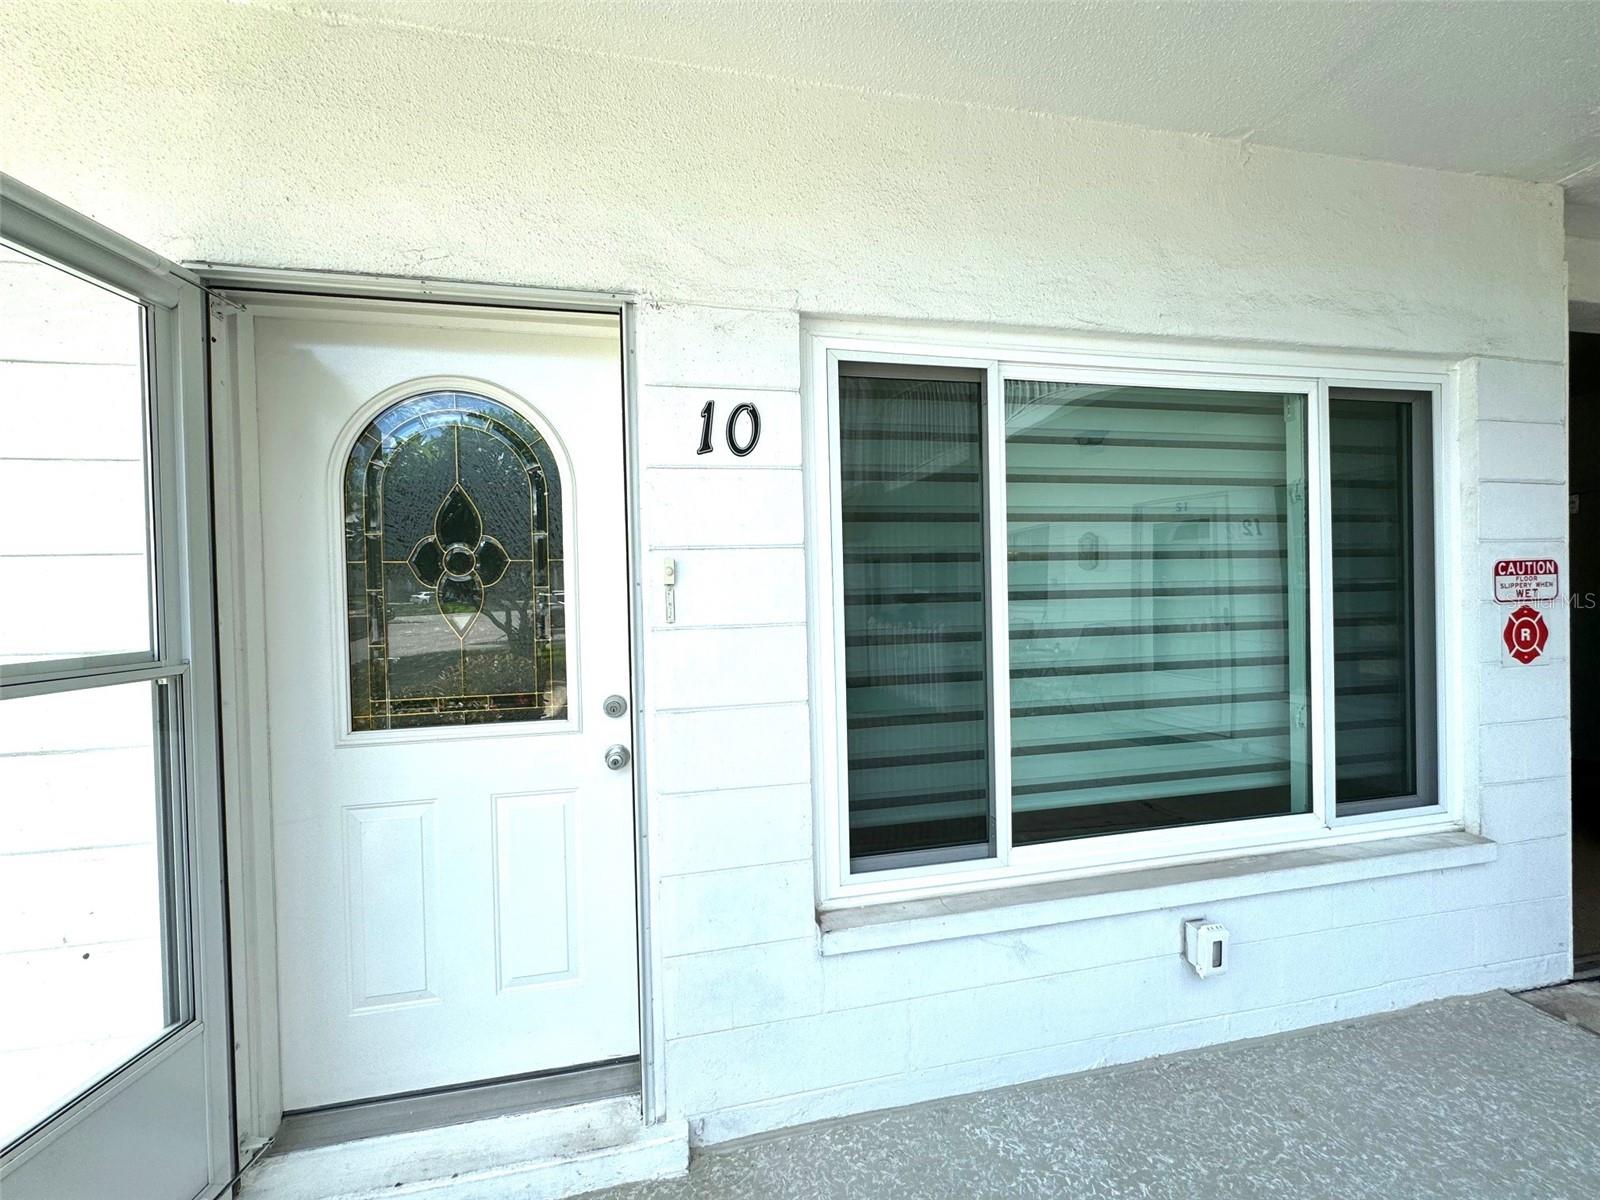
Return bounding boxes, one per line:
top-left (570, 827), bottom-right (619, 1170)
top-left (244, 296), bottom-right (639, 1109)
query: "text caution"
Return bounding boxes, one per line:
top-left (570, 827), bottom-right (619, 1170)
top-left (1493, 558), bottom-right (1559, 603)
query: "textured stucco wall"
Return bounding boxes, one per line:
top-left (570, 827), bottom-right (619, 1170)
top-left (0, 0), bottom-right (1568, 359)
top-left (2, 0), bottom-right (1574, 1147)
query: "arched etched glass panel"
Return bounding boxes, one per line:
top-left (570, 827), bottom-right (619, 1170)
top-left (343, 390), bottom-right (566, 731)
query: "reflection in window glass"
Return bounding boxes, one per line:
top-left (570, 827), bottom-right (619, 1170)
top-left (0, 682), bottom-right (179, 1148)
top-left (0, 244), bottom-right (151, 666)
top-left (839, 372), bottom-right (991, 868)
top-left (1330, 394), bottom-right (1422, 808)
top-left (345, 391), bottom-right (566, 730)
top-left (1005, 381), bottom-right (1311, 843)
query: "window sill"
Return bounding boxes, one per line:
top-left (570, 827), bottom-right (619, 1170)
top-left (816, 829), bottom-right (1495, 956)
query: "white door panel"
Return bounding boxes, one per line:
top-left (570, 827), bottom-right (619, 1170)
top-left (249, 300), bottom-right (638, 1109)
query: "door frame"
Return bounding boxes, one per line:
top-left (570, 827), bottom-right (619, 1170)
top-left (198, 266), bottom-right (664, 1160)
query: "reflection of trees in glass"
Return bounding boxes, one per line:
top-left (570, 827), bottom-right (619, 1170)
top-left (343, 391), bottom-right (565, 730)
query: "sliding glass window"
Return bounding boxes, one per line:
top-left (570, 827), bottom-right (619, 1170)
top-left (831, 357), bottom-right (1437, 878)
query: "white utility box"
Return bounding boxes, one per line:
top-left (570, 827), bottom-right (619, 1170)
top-left (1183, 919), bottom-right (1230, 978)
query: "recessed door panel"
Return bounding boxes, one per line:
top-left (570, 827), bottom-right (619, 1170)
top-left (345, 802), bottom-right (436, 1009)
top-left (493, 791), bottom-right (578, 989)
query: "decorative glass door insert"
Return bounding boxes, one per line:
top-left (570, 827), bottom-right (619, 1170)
top-left (344, 390), bottom-right (565, 731)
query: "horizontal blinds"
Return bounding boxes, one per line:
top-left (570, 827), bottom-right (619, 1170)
top-left (1004, 380), bottom-right (1310, 843)
top-left (1328, 397), bottom-right (1418, 804)
top-left (839, 373), bottom-right (990, 865)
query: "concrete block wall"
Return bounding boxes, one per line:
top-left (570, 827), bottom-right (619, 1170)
top-left (635, 305), bottom-right (1574, 1145)
top-left (1467, 357), bottom-right (1570, 790)
top-left (634, 304), bottom-right (822, 1123)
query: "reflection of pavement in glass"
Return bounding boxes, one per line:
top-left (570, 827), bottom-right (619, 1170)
top-left (388, 609), bottom-right (528, 653)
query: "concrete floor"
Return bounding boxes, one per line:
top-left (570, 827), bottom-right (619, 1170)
top-left (586, 991), bottom-right (1600, 1200)
top-left (1523, 980), bottom-right (1600, 1037)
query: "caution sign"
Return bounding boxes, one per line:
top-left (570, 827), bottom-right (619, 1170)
top-left (1493, 559), bottom-right (1559, 603)
top-left (1503, 605), bottom-right (1549, 664)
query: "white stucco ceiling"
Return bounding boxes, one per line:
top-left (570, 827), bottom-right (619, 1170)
top-left (248, 0), bottom-right (1600, 212)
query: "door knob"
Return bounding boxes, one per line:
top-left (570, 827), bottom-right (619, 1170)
top-left (604, 744), bottom-right (631, 771)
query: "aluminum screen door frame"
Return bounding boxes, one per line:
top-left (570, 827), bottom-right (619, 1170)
top-left (0, 176), bottom-right (234, 1199)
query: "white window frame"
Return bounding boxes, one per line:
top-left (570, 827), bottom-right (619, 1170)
top-left (806, 329), bottom-right (1460, 908)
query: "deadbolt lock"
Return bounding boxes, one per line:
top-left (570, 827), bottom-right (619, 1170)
top-left (603, 694), bottom-right (629, 719)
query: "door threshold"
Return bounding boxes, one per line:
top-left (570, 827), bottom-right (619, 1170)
top-left (269, 1058), bottom-right (641, 1154)
top-left (241, 1086), bottom-right (686, 1200)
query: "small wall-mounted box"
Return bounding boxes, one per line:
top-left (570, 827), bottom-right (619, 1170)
top-left (1183, 918), bottom-right (1229, 978)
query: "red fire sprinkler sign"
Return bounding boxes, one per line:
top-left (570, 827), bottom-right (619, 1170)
top-left (1493, 558), bottom-right (1559, 603)
top-left (1503, 605), bottom-right (1549, 664)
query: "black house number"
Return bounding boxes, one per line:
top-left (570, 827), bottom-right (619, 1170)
top-left (697, 400), bottom-right (761, 457)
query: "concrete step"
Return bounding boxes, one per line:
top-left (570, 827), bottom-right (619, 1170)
top-left (239, 1094), bottom-right (688, 1199)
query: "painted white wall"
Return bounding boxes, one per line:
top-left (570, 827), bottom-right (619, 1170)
top-left (0, 0), bottom-right (1567, 362)
top-left (3, 1), bottom-right (1573, 1146)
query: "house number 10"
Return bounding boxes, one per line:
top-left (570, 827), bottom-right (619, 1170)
top-left (697, 400), bottom-right (761, 457)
